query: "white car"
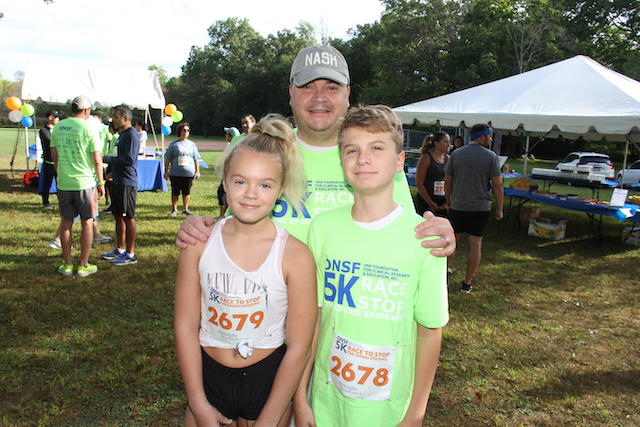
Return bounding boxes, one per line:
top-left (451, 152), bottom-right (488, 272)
top-left (616, 160), bottom-right (640, 187)
top-left (556, 152), bottom-right (615, 178)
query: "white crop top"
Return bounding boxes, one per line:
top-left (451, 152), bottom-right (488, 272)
top-left (198, 217), bottom-right (289, 355)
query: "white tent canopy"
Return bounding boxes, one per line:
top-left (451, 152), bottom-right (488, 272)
top-left (394, 55), bottom-right (640, 144)
top-left (18, 60), bottom-right (166, 173)
top-left (21, 60), bottom-right (165, 110)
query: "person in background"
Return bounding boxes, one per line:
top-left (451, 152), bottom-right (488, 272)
top-left (230, 114), bottom-right (256, 144)
top-left (87, 112), bottom-right (112, 244)
top-left (450, 135), bottom-right (464, 153)
top-left (40, 110), bottom-right (60, 210)
top-left (135, 121), bottom-right (148, 159)
top-left (444, 123), bottom-right (503, 293)
top-left (415, 131), bottom-right (450, 218)
top-left (50, 96), bottom-right (104, 277)
top-left (101, 104), bottom-right (140, 266)
top-left (102, 121), bottom-right (119, 213)
top-left (164, 122), bottom-right (201, 216)
top-left (223, 126), bottom-right (240, 147)
top-left (217, 126), bottom-right (240, 218)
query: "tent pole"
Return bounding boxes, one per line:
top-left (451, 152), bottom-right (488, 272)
top-left (523, 135), bottom-right (530, 178)
top-left (621, 138), bottom-right (630, 185)
top-left (24, 125), bottom-right (30, 172)
top-left (32, 112), bottom-right (39, 172)
top-left (161, 112), bottom-right (165, 172)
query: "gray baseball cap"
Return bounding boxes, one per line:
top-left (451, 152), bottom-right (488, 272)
top-left (290, 45), bottom-right (350, 87)
top-left (72, 95), bottom-right (93, 110)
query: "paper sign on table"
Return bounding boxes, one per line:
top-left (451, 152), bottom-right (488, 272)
top-left (610, 189), bottom-right (628, 207)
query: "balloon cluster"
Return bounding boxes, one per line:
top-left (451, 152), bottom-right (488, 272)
top-left (6, 97), bottom-right (35, 127)
top-left (161, 103), bottom-right (184, 135)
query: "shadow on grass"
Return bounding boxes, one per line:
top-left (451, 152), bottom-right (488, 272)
top-left (524, 369), bottom-right (640, 399)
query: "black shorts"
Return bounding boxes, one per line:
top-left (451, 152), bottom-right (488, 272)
top-left (449, 209), bottom-right (491, 237)
top-left (170, 175), bottom-right (194, 196)
top-left (110, 184), bottom-right (137, 218)
top-left (200, 344), bottom-right (286, 421)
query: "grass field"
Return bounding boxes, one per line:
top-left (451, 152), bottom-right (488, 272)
top-left (1, 128), bottom-right (639, 426)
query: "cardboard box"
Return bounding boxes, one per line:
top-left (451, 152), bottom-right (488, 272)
top-left (528, 218), bottom-right (567, 240)
top-left (520, 206), bottom-right (541, 223)
top-left (622, 227), bottom-right (640, 247)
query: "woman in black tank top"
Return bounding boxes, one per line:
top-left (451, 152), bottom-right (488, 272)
top-left (414, 131), bottom-right (450, 217)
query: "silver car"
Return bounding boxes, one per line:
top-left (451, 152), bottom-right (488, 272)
top-left (616, 160), bottom-right (640, 187)
top-left (556, 152), bottom-right (615, 178)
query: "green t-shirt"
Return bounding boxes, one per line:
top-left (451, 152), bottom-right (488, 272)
top-left (307, 206), bottom-right (449, 426)
top-left (229, 133), bottom-right (246, 146)
top-left (98, 123), bottom-right (111, 155)
top-left (271, 144), bottom-right (414, 242)
top-left (51, 117), bottom-right (101, 191)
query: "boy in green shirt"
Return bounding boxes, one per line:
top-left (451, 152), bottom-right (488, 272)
top-left (297, 105), bottom-right (449, 426)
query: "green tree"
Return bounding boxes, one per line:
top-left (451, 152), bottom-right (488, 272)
top-left (339, 0), bottom-right (466, 106)
top-left (558, 0), bottom-right (640, 77)
top-left (148, 64), bottom-right (168, 87)
top-left (447, 0), bottom-right (564, 91)
top-left (180, 18), bottom-right (315, 136)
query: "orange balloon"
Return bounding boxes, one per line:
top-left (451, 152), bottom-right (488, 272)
top-left (165, 103), bottom-right (177, 115)
top-left (6, 97), bottom-right (22, 110)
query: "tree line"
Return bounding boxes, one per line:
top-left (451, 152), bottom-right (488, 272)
top-left (162, 0), bottom-right (640, 138)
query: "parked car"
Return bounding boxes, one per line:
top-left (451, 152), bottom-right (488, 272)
top-left (556, 152), bottom-right (615, 178)
top-left (616, 160), bottom-right (640, 187)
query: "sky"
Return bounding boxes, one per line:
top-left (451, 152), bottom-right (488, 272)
top-left (0, 0), bottom-right (386, 82)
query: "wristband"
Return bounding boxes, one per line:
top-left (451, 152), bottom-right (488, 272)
top-left (98, 182), bottom-right (105, 187)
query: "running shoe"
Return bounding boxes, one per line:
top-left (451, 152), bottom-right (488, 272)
top-left (102, 248), bottom-right (124, 260)
top-left (49, 239), bottom-right (62, 250)
top-left (182, 209), bottom-right (192, 215)
top-left (44, 204), bottom-right (53, 210)
top-left (58, 263), bottom-right (73, 276)
top-left (461, 281), bottom-right (473, 293)
top-left (170, 210), bottom-right (178, 217)
top-left (93, 236), bottom-right (113, 243)
top-left (111, 252), bottom-right (137, 266)
top-left (102, 205), bottom-right (112, 214)
top-left (77, 263), bottom-right (98, 277)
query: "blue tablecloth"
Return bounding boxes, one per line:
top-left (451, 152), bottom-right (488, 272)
top-left (38, 159), bottom-right (168, 194)
top-left (137, 159), bottom-right (168, 192)
top-left (504, 188), bottom-right (640, 223)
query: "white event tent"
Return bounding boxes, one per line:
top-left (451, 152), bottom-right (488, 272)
top-left (22, 60), bottom-right (165, 110)
top-left (19, 60), bottom-right (166, 170)
top-left (394, 55), bottom-right (640, 176)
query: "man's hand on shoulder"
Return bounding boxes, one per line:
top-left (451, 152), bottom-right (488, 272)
top-left (414, 211), bottom-right (456, 257)
top-left (175, 215), bottom-right (215, 249)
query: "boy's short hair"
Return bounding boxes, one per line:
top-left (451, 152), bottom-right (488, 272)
top-left (338, 105), bottom-right (404, 153)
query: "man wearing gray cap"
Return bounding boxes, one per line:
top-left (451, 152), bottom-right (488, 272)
top-left (50, 96), bottom-right (105, 277)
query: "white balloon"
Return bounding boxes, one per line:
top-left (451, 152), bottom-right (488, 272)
top-left (162, 116), bottom-right (174, 127)
top-left (9, 110), bottom-right (24, 123)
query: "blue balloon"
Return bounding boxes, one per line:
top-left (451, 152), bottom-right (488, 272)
top-left (21, 116), bottom-right (34, 127)
top-left (161, 125), bottom-right (172, 135)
